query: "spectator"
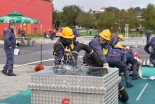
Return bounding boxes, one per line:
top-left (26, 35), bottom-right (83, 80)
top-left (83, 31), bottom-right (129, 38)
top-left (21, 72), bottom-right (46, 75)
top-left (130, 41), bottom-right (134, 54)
top-left (72, 26), bottom-right (79, 40)
top-left (1, 22), bottom-right (16, 76)
top-left (21, 29), bottom-right (26, 37)
top-left (43, 29), bottom-right (47, 39)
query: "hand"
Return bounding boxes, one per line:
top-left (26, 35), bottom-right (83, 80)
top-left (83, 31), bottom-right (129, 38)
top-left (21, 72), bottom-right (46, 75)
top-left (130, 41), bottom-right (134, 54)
top-left (103, 63), bottom-right (109, 68)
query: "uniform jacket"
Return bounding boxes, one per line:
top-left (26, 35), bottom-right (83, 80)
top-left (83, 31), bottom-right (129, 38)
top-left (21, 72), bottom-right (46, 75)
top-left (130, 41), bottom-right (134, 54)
top-left (89, 38), bottom-right (108, 63)
top-left (53, 38), bottom-right (79, 60)
top-left (111, 36), bottom-right (119, 48)
top-left (4, 28), bottom-right (16, 49)
top-left (107, 48), bottom-right (127, 63)
top-left (144, 36), bottom-right (155, 58)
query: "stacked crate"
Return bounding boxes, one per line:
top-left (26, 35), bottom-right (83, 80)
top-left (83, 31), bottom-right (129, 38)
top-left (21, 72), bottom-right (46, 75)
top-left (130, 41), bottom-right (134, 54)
top-left (28, 67), bottom-right (120, 104)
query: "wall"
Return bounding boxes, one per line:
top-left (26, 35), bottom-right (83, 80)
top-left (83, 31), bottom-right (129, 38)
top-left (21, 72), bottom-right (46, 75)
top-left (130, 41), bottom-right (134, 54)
top-left (0, 0), bottom-right (52, 35)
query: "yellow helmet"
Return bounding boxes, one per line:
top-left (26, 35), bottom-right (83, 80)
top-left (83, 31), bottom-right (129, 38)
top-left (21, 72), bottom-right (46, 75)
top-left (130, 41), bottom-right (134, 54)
top-left (118, 34), bottom-right (124, 40)
top-left (99, 29), bottom-right (111, 41)
top-left (60, 27), bottom-right (74, 39)
top-left (115, 43), bottom-right (123, 49)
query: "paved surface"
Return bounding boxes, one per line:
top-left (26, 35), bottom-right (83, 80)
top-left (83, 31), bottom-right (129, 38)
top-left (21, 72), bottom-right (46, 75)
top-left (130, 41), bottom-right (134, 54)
top-left (0, 36), bottom-right (150, 99)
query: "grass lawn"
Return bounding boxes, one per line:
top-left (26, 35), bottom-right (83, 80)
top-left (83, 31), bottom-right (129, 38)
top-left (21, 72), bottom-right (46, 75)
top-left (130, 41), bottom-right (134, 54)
top-left (26, 34), bottom-right (43, 38)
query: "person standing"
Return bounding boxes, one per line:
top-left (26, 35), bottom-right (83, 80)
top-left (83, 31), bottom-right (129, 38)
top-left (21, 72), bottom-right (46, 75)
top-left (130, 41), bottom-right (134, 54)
top-left (144, 36), bottom-right (155, 66)
top-left (146, 30), bottom-right (151, 44)
top-left (43, 29), bottom-right (47, 39)
top-left (1, 22), bottom-right (16, 76)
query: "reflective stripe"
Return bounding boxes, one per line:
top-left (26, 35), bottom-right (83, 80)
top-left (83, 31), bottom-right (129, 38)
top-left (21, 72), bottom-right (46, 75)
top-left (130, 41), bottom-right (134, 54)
top-left (72, 51), bottom-right (78, 55)
top-left (103, 48), bottom-right (108, 55)
top-left (89, 50), bottom-right (93, 55)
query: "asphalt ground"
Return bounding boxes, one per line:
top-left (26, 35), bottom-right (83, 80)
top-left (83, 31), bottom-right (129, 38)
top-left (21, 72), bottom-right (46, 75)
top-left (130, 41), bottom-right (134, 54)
top-left (0, 36), bottom-right (150, 99)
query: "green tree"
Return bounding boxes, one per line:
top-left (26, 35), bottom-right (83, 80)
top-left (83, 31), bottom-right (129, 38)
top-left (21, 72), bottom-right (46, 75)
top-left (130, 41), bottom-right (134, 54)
top-left (127, 8), bottom-right (139, 29)
top-left (142, 3), bottom-right (155, 31)
top-left (61, 5), bottom-right (82, 26)
top-left (76, 12), bottom-right (94, 28)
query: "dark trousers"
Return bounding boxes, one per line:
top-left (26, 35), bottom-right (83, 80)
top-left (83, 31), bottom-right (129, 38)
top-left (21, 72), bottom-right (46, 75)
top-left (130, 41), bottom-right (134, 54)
top-left (150, 57), bottom-right (155, 66)
top-left (127, 56), bottom-right (138, 75)
top-left (3, 48), bottom-right (14, 73)
top-left (107, 57), bottom-right (131, 84)
top-left (146, 36), bottom-right (150, 44)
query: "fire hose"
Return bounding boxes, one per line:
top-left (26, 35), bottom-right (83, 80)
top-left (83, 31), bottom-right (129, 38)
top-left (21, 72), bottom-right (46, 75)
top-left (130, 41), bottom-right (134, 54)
top-left (72, 43), bottom-right (129, 102)
top-left (71, 43), bottom-right (102, 67)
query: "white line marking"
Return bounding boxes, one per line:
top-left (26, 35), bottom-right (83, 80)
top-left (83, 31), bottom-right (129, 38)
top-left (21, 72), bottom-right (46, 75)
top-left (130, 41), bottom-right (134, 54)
top-left (14, 58), bottom-right (54, 68)
top-left (136, 83), bottom-right (149, 101)
top-left (0, 56), bottom-right (83, 70)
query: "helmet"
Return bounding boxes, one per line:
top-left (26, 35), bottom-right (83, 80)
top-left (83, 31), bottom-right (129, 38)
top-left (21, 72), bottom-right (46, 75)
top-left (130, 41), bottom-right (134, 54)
top-left (118, 34), bottom-right (124, 40)
top-left (60, 27), bottom-right (74, 39)
top-left (99, 29), bottom-right (111, 41)
top-left (115, 43), bottom-right (123, 49)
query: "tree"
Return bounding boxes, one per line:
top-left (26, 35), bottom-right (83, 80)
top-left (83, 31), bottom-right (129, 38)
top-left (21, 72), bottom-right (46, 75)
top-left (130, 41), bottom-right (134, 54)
top-left (76, 12), bottom-right (94, 28)
top-left (61, 5), bottom-right (82, 26)
top-left (142, 4), bottom-right (155, 31)
top-left (127, 8), bottom-right (139, 29)
top-left (96, 11), bottom-right (116, 30)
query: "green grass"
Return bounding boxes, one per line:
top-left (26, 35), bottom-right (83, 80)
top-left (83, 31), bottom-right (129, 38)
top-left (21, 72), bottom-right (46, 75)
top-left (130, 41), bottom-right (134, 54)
top-left (26, 34), bottom-right (43, 38)
top-left (79, 31), bottom-right (98, 36)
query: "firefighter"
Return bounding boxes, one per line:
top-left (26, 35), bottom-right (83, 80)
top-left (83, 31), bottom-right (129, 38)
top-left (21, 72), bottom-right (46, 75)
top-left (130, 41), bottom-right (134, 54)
top-left (111, 34), bottom-right (124, 48)
top-left (83, 29), bottom-right (111, 67)
top-left (53, 27), bottom-right (79, 65)
top-left (1, 22), bottom-right (16, 76)
top-left (123, 46), bottom-right (138, 80)
top-left (144, 36), bottom-right (155, 66)
top-left (106, 44), bottom-right (133, 88)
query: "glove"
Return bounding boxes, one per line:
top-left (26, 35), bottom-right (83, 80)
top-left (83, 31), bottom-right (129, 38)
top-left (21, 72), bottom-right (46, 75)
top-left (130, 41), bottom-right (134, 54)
top-left (103, 63), bottom-right (109, 68)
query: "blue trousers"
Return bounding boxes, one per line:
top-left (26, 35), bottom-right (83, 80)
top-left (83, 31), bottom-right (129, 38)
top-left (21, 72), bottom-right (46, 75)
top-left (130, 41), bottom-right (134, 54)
top-left (150, 57), bottom-right (155, 66)
top-left (3, 48), bottom-right (14, 73)
top-left (126, 54), bottom-right (138, 75)
top-left (107, 57), bottom-right (131, 84)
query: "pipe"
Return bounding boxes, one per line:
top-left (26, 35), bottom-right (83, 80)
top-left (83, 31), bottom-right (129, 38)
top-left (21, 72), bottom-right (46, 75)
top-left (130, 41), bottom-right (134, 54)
top-left (71, 43), bottom-right (102, 67)
top-left (119, 83), bottom-right (129, 102)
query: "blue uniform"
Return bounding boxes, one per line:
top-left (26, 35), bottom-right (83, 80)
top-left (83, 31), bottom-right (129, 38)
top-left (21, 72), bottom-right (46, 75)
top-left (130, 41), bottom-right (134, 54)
top-left (3, 28), bottom-right (16, 73)
top-left (106, 48), bottom-right (132, 85)
top-left (72, 28), bottom-right (79, 39)
top-left (126, 52), bottom-right (138, 76)
top-left (83, 38), bottom-right (108, 67)
top-left (111, 36), bottom-right (119, 48)
top-left (144, 36), bottom-right (155, 66)
top-left (53, 37), bottom-right (79, 65)
top-left (145, 31), bottom-right (151, 44)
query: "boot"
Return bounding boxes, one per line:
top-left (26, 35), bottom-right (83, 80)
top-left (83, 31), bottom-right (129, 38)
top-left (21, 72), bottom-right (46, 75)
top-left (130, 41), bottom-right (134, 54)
top-left (1, 70), bottom-right (7, 75)
top-left (132, 74), bottom-right (138, 80)
top-left (126, 83), bottom-right (133, 88)
top-left (7, 72), bottom-right (16, 76)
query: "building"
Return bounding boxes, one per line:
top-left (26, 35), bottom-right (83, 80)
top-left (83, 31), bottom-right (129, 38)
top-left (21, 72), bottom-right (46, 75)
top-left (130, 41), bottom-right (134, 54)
top-left (0, 0), bottom-right (53, 36)
top-left (95, 7), bottom-right (106, 13)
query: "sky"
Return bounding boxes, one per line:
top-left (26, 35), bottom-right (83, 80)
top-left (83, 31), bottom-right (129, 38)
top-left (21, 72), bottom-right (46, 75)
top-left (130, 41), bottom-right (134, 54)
top-left (53, 0), bottom-right (155, 11)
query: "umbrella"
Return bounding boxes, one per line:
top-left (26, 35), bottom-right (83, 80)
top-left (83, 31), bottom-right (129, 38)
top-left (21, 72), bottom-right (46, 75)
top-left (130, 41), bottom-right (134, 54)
top-left (0, 11), bottom-right (39, 24)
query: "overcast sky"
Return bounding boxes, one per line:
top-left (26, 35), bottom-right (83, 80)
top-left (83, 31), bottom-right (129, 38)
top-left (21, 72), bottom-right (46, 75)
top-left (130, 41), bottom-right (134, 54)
top-left (53, 0), bottom-right (155, 11)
